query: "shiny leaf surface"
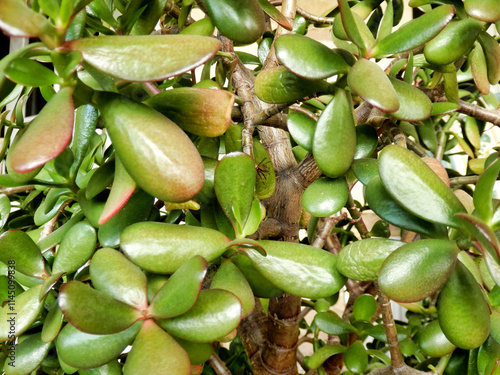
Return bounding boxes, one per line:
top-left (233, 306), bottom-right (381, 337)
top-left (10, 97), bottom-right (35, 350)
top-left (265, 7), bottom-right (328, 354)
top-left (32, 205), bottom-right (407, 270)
top-left (287, 110), bottom-right (316, 152)
top-left (4, 333), bottom-right (50, 375)
top-left (302, 177), bottom-right (348, 217)
top-left (0, 230), bottom-right (47, 279)
top-left (473, 155), bottom-right (500, 224)
top-left (389, 76), bottom-right (432, 121)
top-left (465, 0), bottom-right (500, 22)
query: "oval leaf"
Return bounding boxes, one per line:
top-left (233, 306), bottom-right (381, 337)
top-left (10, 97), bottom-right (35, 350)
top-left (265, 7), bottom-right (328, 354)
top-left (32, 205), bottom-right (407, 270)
top-left (465, 0), bottom-right (500, 22)
top-left (287, 110), bottom-right (316, 152)
top-left (474, 155), bottom-right (500, 224)
top-left (389, 76), bottom-right (432, 121)
top-left (5, 57), bottom-right (62, 87)
top-left (4, 333), bottom-right (50, 375)
top-left (0, 230), bottom-right (47, 279)
top-left (314, 311), bottom-right (356, 336)
top-left (306, 344), bottom-right (347, 370)
top-left (302, 177), bottom-right (348, 217)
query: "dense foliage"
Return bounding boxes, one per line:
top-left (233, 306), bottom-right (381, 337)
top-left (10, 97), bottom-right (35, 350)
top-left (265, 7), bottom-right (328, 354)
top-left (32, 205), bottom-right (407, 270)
top-left (0, 0), bottom-right (500, 374)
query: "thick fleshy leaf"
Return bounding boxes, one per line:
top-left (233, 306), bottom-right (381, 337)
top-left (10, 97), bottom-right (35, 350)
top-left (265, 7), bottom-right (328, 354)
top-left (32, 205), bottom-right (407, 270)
top-left (148, 256), bottom-right (208, 319)
top-left (314, 311), bottom-right (356, 336)
top-left (417, 320), bottom-right (456, 357)
top-left (97, 92), bottom-right (205, 203)
top-left (455, 213), bottom-right (500, 262)
top-left (371, 5), bottom-right (455, 57)
top-left (348, 58), bottom-right (399, 113)
top-left (0, 194), bottom-right (10, 230)
top-left (379, 239), bottom-right (459, 302)
top-left (58, 281), bottom-right (142, 335)
top-left (471, 42), bottom-right (490, 95)
top-left (98, 157), bottom-right (136, 225)
top-left (478, 32), bottom-right (500, 85)
top-left (345, 341), bottom-right (368, 374)
top-left (65, 35), bottom-right (221, 81)
top-left (302, 177), bottom-right (348, 217)
top-left (0, 230), bottom-right (47, 279)
top-left (56, 321), bottom-right (141, 369)
top-left (474, 155), bottom-right (500, 224)
top-left (352, 294), bottom-right (377, 322)
top-left (338, 0), bottom-right (367, 54)
top-left (98, 189), bottom-right (154, 248)
top-left (123, 319), bottom-right (190, 375)
top-left (120, 222), bottom-right (231, 274)
top-left (211, 259), bottom-right (255, 318)
top-left (158, 289), bottom-right (242, 342)
top-left (275, 34), bottom-right (351, 80)
top-left (41, 301), bottom-right (64, 343)
top-left (437, 261), bottom-right (490, 350)
top-left (313, 88), bottom-right (356, 178)
top-left (78, 361), bottom-right (122, 375)
top-left (431, 102), bottom-right (459, 116)
top-left (351, 158), bottom-right (379, 185)
top-left (4, 333), bottom-right (50, 375)
top-left (305, 345), bottom-right (347, 370)
top-left (90, 248), bottom-right (148, 309)
top-left (146, 88), bottom-right (234, 137)
top-left (287, 110), bottom-right (316, 152)
top-left (214, 152), bottom-right (256, 234)
top-left (175, 338), bottom-right (213, 365)
top-left (40, 271), bottom-right (64, 300)
top-left (465, 0), bottom-right (500, 22)
top-left (354, 124), bottom-right (378, 159)
top-left (365, 176), bottom-right (448, 238)
top-left (337, 238), bottom-right (405, 281)
top-left (0, 284), bottom-right (44, 341)
top-left (379, 145), bottom-right (465, 227)
top-left (254, 66), bottom-right (330, 104)
top-left (77, 189), bottom-right (106, 228)
top-left (389, 76), bottom-right (432, 121)
top-left (52, 221), bottom-right (96, 275)
top-left (70, 104), bottom-right (98, 178)
top-left (257, 0), bottom-right (292, 29)
top-left (243, 240), bottom-right (346, 298)
top-left (9, 86), bottom-right (74, 173)
top-left (5, 57), bottom-right (62, 87)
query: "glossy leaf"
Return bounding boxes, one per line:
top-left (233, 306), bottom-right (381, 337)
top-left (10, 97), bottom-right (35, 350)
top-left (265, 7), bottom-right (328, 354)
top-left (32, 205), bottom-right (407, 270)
top-left (0, 230), bottom-right (47, 279)
top-left (379, 239), bottom-right (459, 302)
top-left (78, 361), bottom-right (122, 375)
top-left (455, 213), bottom-right (500, 262)
top-left (354, 124), bottom-right (378, 159)
top-left (65, 35), bottom-right (221, 81)
top-left (431, 101), bottom-right (460, 116)
top-left (214, 152), bottom-right (256, 234)
top-left (90, 248), bottom-right (148, 309)
top-left (345, 341), bottom-right (368, 373)
top-left (275, 34), bottom-right (351, 80)
top-left (70, 104), bottom-right (98, 177)
top-left (352, 294), bottom-right (377, 322)
top-left (313, 88), bottom-right (356, 178)
top-left (306, 345), bottom-right (347, 370)
top-left (465, 0), bottom-right (500, 22)
top-left (146, 88), bottom-right (235, 137)
top-left (337, 0), bottom-right (367, 54)
top-left (9, 86), bottom-right (74, 173)
top-left (478, 31), bottom-right (500, 85)
top-left (98, 157), bottom-right (136, 225)
top-left (256, 0), bottom-right (291, 29)
top-left (97, 92), bottom-right (205, 203)
top-left (211, 259), bottom-right (255, 318)
top-left (389, 76), bottom-right (432, 121)
top-left (287, 110), bottom-right (316, 152)
top-left (179, 17), bottom-right (215, 36)
top-left (418, 320), bottom-right (456, 358)
top-left (5, 57), bottom-right (62, 87)
top-left (302, 177), bottom-right (348, 217)
top-left (77, 189), bottom-right (106, 228)
top-left (123, 319), bottom-right (190, 375)
top-left (243, 240), bottom-right (346, 298)
top-left (351, 158), bottom-right (379, 185)
top-left (58, 281), bottom-right (142, 335)
top-left (379, 145), bottom-right (465, 227)
top-left (0, 284), bottom-right (44, 341)
top-left (337, 238), bottom-right (405, 281)
top-left (348, 58), bottom-right (399, 113)
top-left (471, 42), bottom-right (490, 95)
top-left (176, 338), bottom-right (213, 365)
top-left (120, 222), bottom-right (231, 274)
top-left (365, 176), bottom-right (448, 238)
top-left (437, 260), bottom-right (490, 350)
top-left (148, 256), bottom-right (207, 319)
top-left (158, 289), bottom-right (242, 342)
top-left (371, 5), bottom-right (455, 57)
top-left (254, 66), bottom-right (330, 104)
top-left (52, 221), bottom-right (96, 275)
top-left (314, 311), bottom-right (356, 335)
top-left (56, 321), bottom-right (141, 369)
top-left (473, 155), bottom-right (500, 224)
top-left (41, 301), bottom-right (64, 343)
top-left (4, 333), bottom-right (50, 375)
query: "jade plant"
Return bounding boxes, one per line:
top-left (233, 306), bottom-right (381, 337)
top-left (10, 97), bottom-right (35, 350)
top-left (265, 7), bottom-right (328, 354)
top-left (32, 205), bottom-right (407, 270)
top-left (0, 0), bottom-right (500, 374)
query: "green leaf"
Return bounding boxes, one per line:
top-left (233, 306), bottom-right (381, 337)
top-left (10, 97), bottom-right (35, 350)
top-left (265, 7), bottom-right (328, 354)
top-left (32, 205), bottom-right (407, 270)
top-left (41, 300), bottom-right (64, 343)
top-left (314, 311), bottom-right (356, 335)
top-left (52, 221), bottom-right (96, 274)
top-left (431, 101), bottom-right (460, 116)
top-left (478, 31), bottom-right (500, 85)
top-left (65, 35), bottom-right (221, 81)
top-left (5, 57), bottom-right (62, 87)
top-left (337, 0), bottom-right (367, 55)
top-left (347, 58), bottom-right (399, 113)
top-left (85, 160), bottom-right (114, 200)
top-left (378, 145), bottom-right (465, 227)
top-left (90, 248), bottom-right (148, 309)
top-left (179, 17), bottom-right (215, 36)
top-left (302, 177), bottom-right (348, 217)
top-left (365, 176), bottom-right (448, 238)
top-left (123, 320), bottom-right (191, 375)
top-left (240, 197), bottom-right (264, 237)
top-left (8, 86), bottom-right (74, 173)
top-left (287, 110), bottom-right (316, 153)
top-left (175, 338), bottom-right (213, 365)
top-left (96, 92), bottom-right (205, 203)
top-left (417, 320), bottom-right (456, 357)
top-left (148, 256), bottom-right (207, 319)
top-left (253, 140), bottom-right (276, 200)
top-left (389, 76), bottom-right (432, 121)
top-left (78, 361), bottom-right (123, 375)
top-left (337, 238), bottom-right (405, 281)
top-left (275, 34), bottom-right (351, 80)
top-left (351, 158), bottom-right (379, 185)
top-left (146, 87), bottom-right (234, 137)
top-left (313, 88), bottom-right (356, 178)
top-left (377, 0), bottom-right (393, 42)
top-left (3, 333), bottom-right (50, 375)
top-left (474, 155), bottom-right (500, 224)
top-left (214, 152), bottom-right (257, 235)
top-left (257, 0), bottom-right (292, 30)
top-left (243, 240), bottom-right (346, 298)
top-left (37, 211), bottom-right (85, 252)
top-left (0, 284), bottom-right (44, 341)
top-left (353, 294), bottom-right (378, 322)
top-left (70, 104), bottom-right (98, 178)
top-left (354, 124), bottom-right (378, 159)
top-left (120, 222), bottom-right (231, 274)
top-left (371, 5), bottom-right (455, 57)
top-left (211, 259), bottom-right (255, 318)
top-left (437, 260), bottom-right (490, 350)
top-left (379, 239), bottom-right (459, 302)
top-left (471, 42), bottom-right (490, 95)
top-left (56, 321), bottom-right (141, 369)
top-left (465, 0), bottom-right (500, 22)
top-left (345, 341), bottom-right (368, 373)
top-left (305, 345), bottom-right (347, 370)
top-left (0, 230), bottom-right (47, 279)
top-left (455, 213), bottom-right (500, 262)
top-left (158, 289), bottom-right (242, 342)
top-left (58, 281), bottom-right (142, 334)
top-left (365, 323), bottom-right (408, 343)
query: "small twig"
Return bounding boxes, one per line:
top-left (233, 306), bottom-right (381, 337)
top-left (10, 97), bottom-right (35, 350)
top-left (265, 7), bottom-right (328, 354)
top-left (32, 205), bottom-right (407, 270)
top-left (449, 175), bottom-right (485, 187)
top-left (457, 99), bottom-right (500, 126)
top-left (296, 306), bottom-right (313, 323)
top-left (208, 352), bottom-right (232, 375)
top-left (0, 185), bottom-right (35, 196)
top-left (269, 1), bottom-right (334, 25)
top-left (311, 213), bottom-right (347, 249)
top-left (346, 193), bottom-right (370, 239)
top-left (39, 200), bottom-right (71, 241)
top-left (406, 137), bottom-right (429, 158)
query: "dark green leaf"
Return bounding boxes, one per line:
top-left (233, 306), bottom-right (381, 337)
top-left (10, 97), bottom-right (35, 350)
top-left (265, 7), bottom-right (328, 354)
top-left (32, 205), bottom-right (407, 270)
top-left (302, 177), bottom-right (348, 217)
top-left (314, 311), bottom-right (356, 335)
top-left (5, 57), bottom-right (62, 87)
